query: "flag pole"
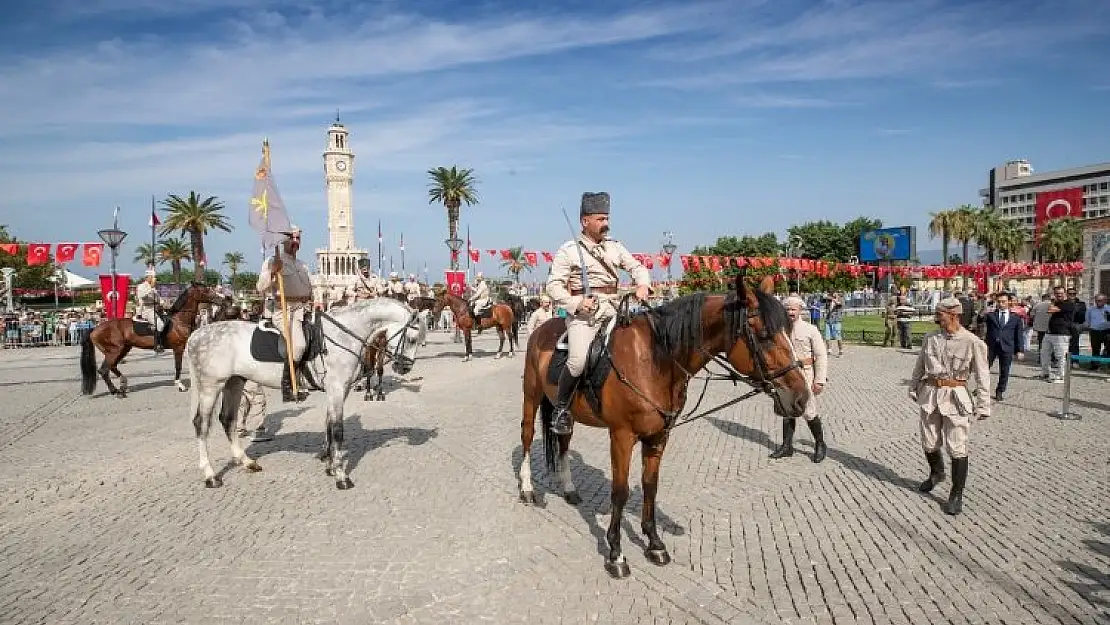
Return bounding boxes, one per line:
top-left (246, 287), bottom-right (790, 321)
top-left (400, 232), bottom-right (405, 272)
top-left (150, 195), bottom-right (157, 267)
top-left (273, 246), bottom-right (299, 398)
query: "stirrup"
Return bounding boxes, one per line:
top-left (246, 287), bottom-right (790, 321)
top-left (550, 405), bottom-right (574, 435)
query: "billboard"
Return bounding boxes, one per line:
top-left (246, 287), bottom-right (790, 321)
top-left (859, 227), bottom-right (916, 262)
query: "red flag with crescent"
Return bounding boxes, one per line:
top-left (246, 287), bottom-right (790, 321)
top-left (468, 249), bottom-right (480, 263)
top-left (542, 251), bottom-right (554, 263)
top-left (1035, 187), bottom-right (1083, 239)
top-left (444, 270), bottom-right (466, 297)
top-left (524, 251), bottom-right (537, 266)
top-left (26, 243), bottom-right (51, 266)
top-left (0, 243), bottom-right (16, 255)
top-left (55, 242), bottom-right (79, 264)
top-left (83, 243), bottom-right (105, 267)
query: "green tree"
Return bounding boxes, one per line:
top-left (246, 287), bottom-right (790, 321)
top-left (841, 217), bottom-right (884, 258)
top-left (427, 166), bottom-right (479, 270)
top-left (972, 207), bottom-right (1005, 263)
top-left (499, 246), bottom-right (531, 285)
top-left (232, 271), bottom-right (260, 293)
top-left (157, 237), bottom-right (191, 285)
top-left (786, 220), bottom-right (853, 261)
top-left (133, 242), bottom-right (165, 267)
top-left (1038, 218), bottom-right (1082, 263)
top-left (947, 205), bottom-right (978, 290)
top-left (994, 220), bottom-right (1027, 261)
top-left (0, 224), bottom-right (59, 291)
top-left (159, 192), bottom-right (232, 282)
top-left (223, 251), bottom-right (245, 285)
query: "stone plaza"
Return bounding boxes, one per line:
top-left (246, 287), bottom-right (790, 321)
top-left (0, 331), bottom-right (1107, 624)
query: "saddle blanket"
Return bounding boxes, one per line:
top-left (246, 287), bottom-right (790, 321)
top-left (548, 316), bottom-right (618, 415)
top-left (249, 318), bottom-right (323, 364)
top-left (132, 318), bottom-right (168, 337)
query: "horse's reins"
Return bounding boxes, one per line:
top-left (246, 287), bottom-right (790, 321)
top-left (312, 309), bottom-right (421, 384)
top-left (606, 295), bottom-right (800, 430)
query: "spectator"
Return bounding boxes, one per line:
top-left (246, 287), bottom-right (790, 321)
top-left (1066, 287), bottom-right (1086, 355)
top-left (1085, 293), bottom-right (1109, 371)
top-left (1030, 293), bottom-right (1052, 352)
top-left (1041, 285), bottom-right (1075, 383)
top-left (824, 295), bottom-right (844, 357)
top-left (894, 296), bottom-right (917, 349)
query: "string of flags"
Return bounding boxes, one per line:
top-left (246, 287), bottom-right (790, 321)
top-left (0, 242), bottom-right (105, 267)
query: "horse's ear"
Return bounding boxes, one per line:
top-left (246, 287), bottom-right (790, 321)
top-left (758, 275), bottom-right (775, 294)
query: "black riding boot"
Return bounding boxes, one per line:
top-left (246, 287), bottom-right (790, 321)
top-left (550, 369), bottom-right (579, 435)
top-left (281, 360), bottom-right (308, 403)
top-left (153, 323), bottom-right (167, 353)
top-left (945, 457), bottom-right (968, 516)
top-left (918, 451), bottom-right (946, 492)
top-left (769, 418), bottom-right (795, 459)
top-left (806, 417), bottom-right (827, 463)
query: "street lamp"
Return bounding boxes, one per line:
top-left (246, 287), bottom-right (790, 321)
top-left (1, 267), bottom-right (14, 312)
top-left (98, 225), bottom-right (128, 319)
top-left (661, 231), bottom-right (677, 297)
top-left (786, 235), bottom-right (804, 294)
top-left (445, 236), bottom-right (463, 271)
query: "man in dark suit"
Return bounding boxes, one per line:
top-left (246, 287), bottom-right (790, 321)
top-left (981, 292), bottom-right (1026, 401)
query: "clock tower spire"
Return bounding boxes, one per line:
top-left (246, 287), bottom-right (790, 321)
top-left (313, 119), bottom-right (368, 306)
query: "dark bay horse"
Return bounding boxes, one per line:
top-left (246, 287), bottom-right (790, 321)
top-left (80, 283), bottom-right (218, 397)
top-left (336, 295), bottom-right (436, 400)
top-left (433, 291), bottom-right (517, 361)
top-left (503, 294), bottom-right (527, 334)
top-left (519, 276), bottom-right (808, 578)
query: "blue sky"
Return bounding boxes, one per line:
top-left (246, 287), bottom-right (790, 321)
top-left (1, 0), bottom-right (1107, 280)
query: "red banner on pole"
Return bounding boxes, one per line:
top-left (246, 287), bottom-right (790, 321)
top-left (99, 274), bottom-right (131, 319)
top-left (444, 270), bottom-right (466, 297)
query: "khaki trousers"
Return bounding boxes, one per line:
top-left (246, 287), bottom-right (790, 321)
top-left (785, 366), bottom-right (818, 421)
top-left (137, 306), bottom-right (162, 331)
top-left (565, 302), bottom-right (613, 377)
top-left (919, 408), bottom-right (970, 458)
top-left (265, 303), bottom-right (308, 361)
top-left (238, 381), bottom-right (267, 432)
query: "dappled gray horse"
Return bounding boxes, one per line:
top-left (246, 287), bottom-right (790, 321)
top-left (185, 298), bottom-right (426, 489)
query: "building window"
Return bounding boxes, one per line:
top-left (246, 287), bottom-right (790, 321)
top-left (1102, 182), bottom-right (1109, 191)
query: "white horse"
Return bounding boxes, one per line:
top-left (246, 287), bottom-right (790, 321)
top-left (185, 298), bottom-right (426, 490)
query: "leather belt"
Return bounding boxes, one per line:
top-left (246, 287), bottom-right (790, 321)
top-left (571, 286), bottom-right (618, 296)
top-left (800, 357), bottom-right (815, 367)
top-left (285, 296), bottom-right (312, 303)
top-left (928, 378), bottom-right (966, 388)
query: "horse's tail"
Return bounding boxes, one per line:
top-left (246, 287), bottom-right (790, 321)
top-left (79, 332), bottom-right (97, 395)
top-left (539, 397), bottom-right (557, 474)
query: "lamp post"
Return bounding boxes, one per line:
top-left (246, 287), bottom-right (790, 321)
top-left (661, 231), bottom-right (677, 298)
top-left (1, 268), bottom-right (14, 312)
top-left (97, 225), bottom-right (128, 319)
top-left (787, 235), bottom-right (804, 294)
top-left (445, 236), bottom-right (463, 271)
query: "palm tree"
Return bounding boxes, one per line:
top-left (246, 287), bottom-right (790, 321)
top-left (947, 205), bottom-right (977, 290)
top-left (928, 209), bottom-right (957, 289)
top-left (972, 206), bottom-right (1005, 263)
top-left (159, 192), bottom-right (232, 282)
top-left (1038, 218), bottom-right (1083, 263)
top-left (427, 166), bottom-right (479, 270)
top-left (994, 220), bottom-right (1027, 261)
top-left (223, 251), bottom-right (245, 287)
top-left (158, 237), bottom-right (192, 285)
top-left (499, 247), bottom-right (532, 285)
top-left (133, 242), bottom-right (164, 267)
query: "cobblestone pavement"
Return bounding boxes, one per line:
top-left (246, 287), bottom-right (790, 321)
top-left (1, 331), bottom-right (1107, 625)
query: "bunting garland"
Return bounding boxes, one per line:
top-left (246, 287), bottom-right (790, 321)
top-left (0, 242), bottom-right (109, 267)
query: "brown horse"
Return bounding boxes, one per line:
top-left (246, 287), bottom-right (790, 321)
top-left (432, 291), bottom-right (518, 361)
top-left (519, 276), bottom-right (808, 578)
top-left (79, 283), bottom-right (218, 397)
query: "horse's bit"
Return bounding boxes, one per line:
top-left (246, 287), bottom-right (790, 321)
top-left (313, 310), bottom-right (422, 384)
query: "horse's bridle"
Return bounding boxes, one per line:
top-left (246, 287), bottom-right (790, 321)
top-left (314, 309), bottom-right (422, 383)
top-left (610, 295), bottom-right (801, 430)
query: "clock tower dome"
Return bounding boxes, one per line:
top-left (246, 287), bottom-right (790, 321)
top-left (313, 116), bottom-right (368, 306)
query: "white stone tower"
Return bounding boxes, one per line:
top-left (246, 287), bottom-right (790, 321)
top-left (312, 116), bottom-right (368, 305)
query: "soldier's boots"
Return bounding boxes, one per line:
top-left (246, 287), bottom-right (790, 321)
top-left (153, 321), bottom-right (168, 354)
top-left (918, 451), bottom-right (946, 492)
top-left (281, 360), bottom-right (308, 403)
top-left (807, 417), bottom-right (827, 463)
top-left (769, 418), bottom-right (795, 459)
top-left (550, 369), bottom-right (579, 436)
top-left (945, 457), bottom-right (968, 516)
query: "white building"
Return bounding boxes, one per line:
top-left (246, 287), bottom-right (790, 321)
top-left (980, 159), bottom-right (1110, 260)
top-left (311, 118), bottom-right (369, 305)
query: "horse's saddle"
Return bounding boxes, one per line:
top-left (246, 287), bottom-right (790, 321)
top-left (132, 315), bottom-right (169, 337)
top-left (249, 313), bottom-right (326, 364)
top-left (548, 315), bottom-right (618, 416)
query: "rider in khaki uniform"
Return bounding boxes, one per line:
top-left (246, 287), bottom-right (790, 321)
top-left (404, 274), bottom-right (422, 302)
top-left (773, 296), bottom-right (829, 462)
top-left (526, 294), bottom-right (554, 334)
top-left (256, 225), bottom-right (313, 402)
top-left (353, 259), bottom-right (381, 300)
top-left (908, 296), bottom-right (991, 516)
top-left (546, 191), bottom-right (651, 435)
top-left (135, 266), bottom-right (166, 353)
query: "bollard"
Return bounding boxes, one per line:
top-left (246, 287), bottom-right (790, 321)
top-left (1053, 355), bottom-right (1079, 420)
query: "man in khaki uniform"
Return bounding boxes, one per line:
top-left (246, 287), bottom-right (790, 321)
top-left (387, 272), bottom-right (405, 299)
top-left (526, 294), bottom-right (554, 334)
top-left (546, 191), bottom-right (651, 435)
top-left (256, 225), bottom-right (313, 402)
top-left (135, 266), bottom-right (166, 353)
top-left (404, 274), bottom-right (422, 302)
top-left (771, 296), bottom-right (829, 462)
top-left (468, 272), bottom-right (492, 320)
top-left (908, 296), bottom-right (991, 516)
top-left (353, 259), bottom-right (381, 300)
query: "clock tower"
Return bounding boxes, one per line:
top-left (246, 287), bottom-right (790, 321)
top-left (313, 116), bottom-right (368, 306)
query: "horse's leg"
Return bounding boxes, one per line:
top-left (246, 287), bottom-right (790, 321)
top-left (326, 393), bottom-right (354, 490)
top-left (557, 432), bottom-right (581, 505)
top-left (519, 386), bottom-right (541, 504)
top-left (217, 377), bottom-right (262, 473)
top-left (374, 351), bottom-right (385, 401)
top-left (640, 430), bottom-right (671, 566)
top-left (173, 345), bottom-right (188, 392)
top-left (604, 429), bottom-right (637, 578)
top-left (193, 386), bottom-right (223, 488)
top-left (462, 328), bottom-right (473, 361)
top-left (111, 345), bottom-right (132, 397)
top-left (494, 324), bottom-right (505, 359)
top-left (99, 349), bottom-right (121, 397)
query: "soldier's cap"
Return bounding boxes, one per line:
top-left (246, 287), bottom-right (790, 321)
top-left (783, 295), bottom-right (806, 310)
top-left (936, 297), bottom-right (963, 314)
top-left (539, 294), bottom-right (551, 303)
top-left (281, 225), bottom-right (302, 237)
top-left (580, 191), bottom-right (610, 217)
top-left (145, 267), bottom-right (157, 278)
top-left (389, 271), bottom-right (398, 278)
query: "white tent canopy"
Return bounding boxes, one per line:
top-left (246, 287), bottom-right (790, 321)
top-left (60, 270), bottom-right (96, 288)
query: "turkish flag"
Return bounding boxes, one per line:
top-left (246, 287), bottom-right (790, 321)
top-left (468, 249), bottom-right (480, 263)
top-left (83, 243), bottom-right (105, 267)
top-left (1035, 187), bottom-right (1084, 238)
top-left (444, 270), bottom-right (466, 297)
top-left (55, 242), bottom-right (79, 264)
top-left (500, 249), bottom-right (513, 260)
top-left (99, 273), bottom-right (131, 319)
top-left (26, 243), bottom-right (51, 266)
top-left (486, 249), bottom-right (497, 258)
top-left (524, 251), bottom-right (537, 266)
top-left (0, 243), bottom-right (16, 255)
top-left (542, 251), bottom-right (553, 263)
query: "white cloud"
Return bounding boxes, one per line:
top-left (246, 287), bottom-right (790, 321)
top-left (733, 93), bottom-right (845, 109)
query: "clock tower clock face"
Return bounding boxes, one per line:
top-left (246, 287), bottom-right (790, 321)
top-left (335, 160), bottom-right (347, 172)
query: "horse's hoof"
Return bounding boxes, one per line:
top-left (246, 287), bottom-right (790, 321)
top-left (375, 393), bottom-right (385, 401)
top-left (176, 383), bottom-right (188, 392)
top-left (316, 450), bottom-right (328, 461)
top-left (495, 353), bottom-right (503, 360)
top-left (363, 394), bottom-right (373, 402)
top-left (563, 491), bottom-right (582, 506)
top-left (645, 548), bottom-right (671, 566)
top-left (116, 392), bottom-right (127, 399)
top-left (520, 490), bottom-right (536, 505)
top-left (604, 558), bottom-right (631, 579)
top-left (336, 478), bottom-right (354, 490)
top-left (325, 467), bottom-right (335, 477)
top-left (204, 476), bottom-right (223, 488)
top-left (245, 462), bottom-right (263, 473)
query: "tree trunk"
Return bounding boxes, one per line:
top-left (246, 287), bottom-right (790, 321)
top-left (961, 239), bottom-right (970, 291)
top-left (941, 233), bottom-right (950, 291)
top-left (172, 260), bottom-right (182, 285)
top-left (192, 230), bottom-right (206, 283)
top-left (447, 203), bottom-right (460, 270)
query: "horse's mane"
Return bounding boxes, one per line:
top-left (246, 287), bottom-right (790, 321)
top-left (643, 292), bottom-right (706, 364)
top-left (169, 285), bottom-right (198, 314)
top-left (723, 288), bottom-right (789, 339)
top-left (328, 297), bottom-right (413, 324)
